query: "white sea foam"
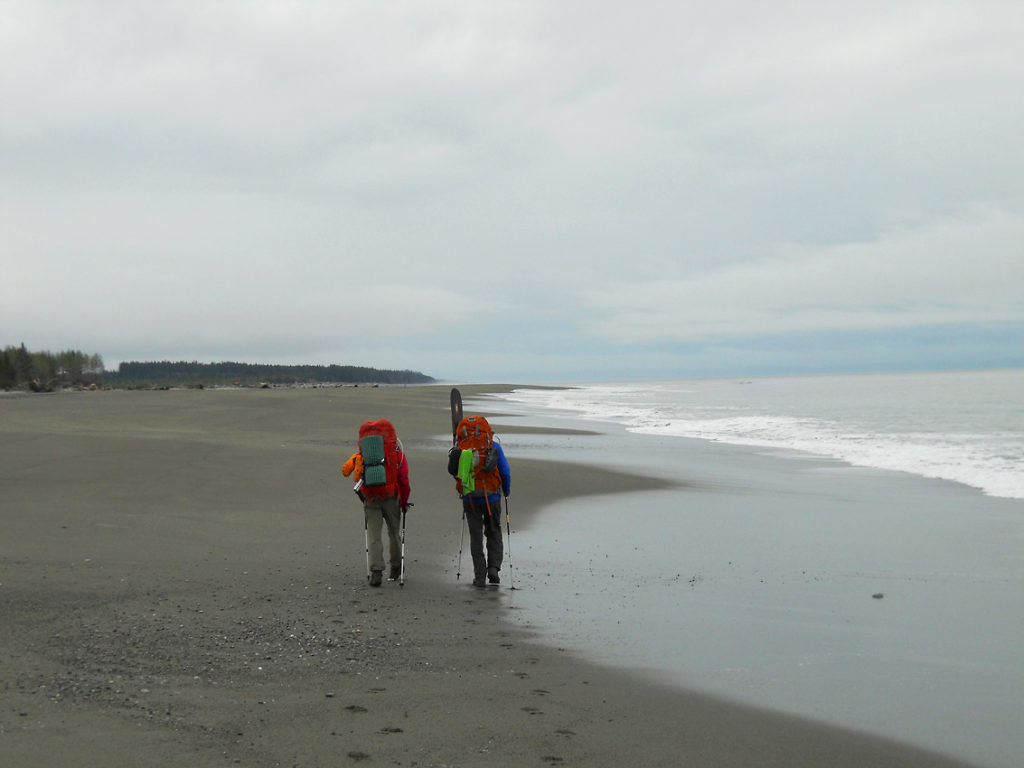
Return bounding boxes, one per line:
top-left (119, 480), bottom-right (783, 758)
top-left (500, 370), bottom-right (1024, 499)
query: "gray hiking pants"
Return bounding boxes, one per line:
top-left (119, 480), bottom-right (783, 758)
top-left (463, 496), bottom-right (503, 579)
top-left (365, 496), bottom-right (401, 573)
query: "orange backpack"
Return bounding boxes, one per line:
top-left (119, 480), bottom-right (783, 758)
top-left (453, 415), bottom-right (501, 496)
top-left (358, 419), bottom-right (401, 499)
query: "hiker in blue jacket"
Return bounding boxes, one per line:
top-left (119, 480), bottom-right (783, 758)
top-left (450, 415), bottom-right (511, 587)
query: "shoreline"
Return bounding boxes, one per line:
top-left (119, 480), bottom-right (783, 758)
top-left (479, 388), bottom-right (1023, 768)
top-left (1, 384), bottom-right (987, 767)
top-left (494, 369), bottom-right (1024, 502)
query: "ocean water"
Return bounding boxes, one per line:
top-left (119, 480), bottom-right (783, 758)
top-left (499, 369), bottom-right (1024, 499)
top-left (478, 369), bottom-right (1024, 768)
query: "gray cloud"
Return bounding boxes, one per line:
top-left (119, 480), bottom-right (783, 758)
top-left (3, 1), bottom-right (1022, 381)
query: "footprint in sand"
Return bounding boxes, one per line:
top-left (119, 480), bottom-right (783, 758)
top-left (345, 705), bottom-right (368, 713)
top-left (555, 729), bottom-right (576, 737)
top-left (532, 689), bottom-right (550, 696)
top-left (347, 751), bottom-right (371, 761)
top-left (541, 757), bottom-right (564, 763)
top-left (380, 726), bottom-right (403, 734)
top-left (513, 672), bottom-right (529, 679)
top-left (368, 687), bottom-right (386, 693)
top-left (521, 706), bottom-right (543, 715)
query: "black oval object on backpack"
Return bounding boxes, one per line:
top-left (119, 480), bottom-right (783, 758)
top-left (482, 446), bottom-right (499, 472)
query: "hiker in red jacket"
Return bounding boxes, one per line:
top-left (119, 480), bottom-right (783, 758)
top-left (345, 419), bottom-right (411, 587)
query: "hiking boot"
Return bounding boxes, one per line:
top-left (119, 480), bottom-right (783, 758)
top-left (369, 570), bottom-right (383, 587)
top-left (389, 565), bottom-right (402, 581)
top-left (472, 575), bottom-right (486, 587)
top-left (487, 567), bottom-right (500, 584)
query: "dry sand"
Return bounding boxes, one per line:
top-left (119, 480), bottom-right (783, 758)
top-left (0, 385), bottom-right (981, 767)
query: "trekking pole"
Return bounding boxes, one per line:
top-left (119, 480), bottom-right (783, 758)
top-left (399, 503), bottom-right (411, 587)
top-left (363, 512), bottom-right (370, 582)
top-left (456, 508), bottom-right (466, 581)
top-left (353, 478), bottom-right (368, 581)
top-left (504, 495), bottom-right (514, 590)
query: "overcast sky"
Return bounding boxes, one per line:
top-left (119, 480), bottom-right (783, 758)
top-left (3, 1), bottom-right (1022, 382)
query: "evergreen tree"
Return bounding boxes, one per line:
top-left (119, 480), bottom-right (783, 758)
top-left (12, 344), bottom-right (32, 382)
top-left (0, 348), bottom-right (13, 389)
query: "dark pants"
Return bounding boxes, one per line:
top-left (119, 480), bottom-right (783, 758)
top-left (463, 496), bottom-right (503, 579)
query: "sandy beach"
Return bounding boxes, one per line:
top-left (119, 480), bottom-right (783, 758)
top-left (1, 384), bottom-right (985, 767)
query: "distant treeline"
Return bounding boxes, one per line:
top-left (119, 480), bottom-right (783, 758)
top-left (1, 344), bottom-right (104, 390)
top-left (109, 360), bottom-right (435, 387)
top-left (1, 345), bottom-right (434, 391)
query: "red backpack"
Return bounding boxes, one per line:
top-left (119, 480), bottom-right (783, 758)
top-left (454, 415), bottom-right (502, 496)
top-left (358, 419), bottom-right (401, 499)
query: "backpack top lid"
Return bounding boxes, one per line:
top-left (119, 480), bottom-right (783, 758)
top-left (359, 418), bottom-right (397, 442)
top-left (455, 415), bottom-right (493, 449)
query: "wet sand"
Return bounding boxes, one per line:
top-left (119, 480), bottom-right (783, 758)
top-left (482, 399), bottom-right (1023, 768)
top-left (0, 384), bottom-right (982, 767)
